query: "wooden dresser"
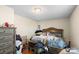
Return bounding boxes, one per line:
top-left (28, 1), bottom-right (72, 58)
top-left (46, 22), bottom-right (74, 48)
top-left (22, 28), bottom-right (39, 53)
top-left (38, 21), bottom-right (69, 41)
top-left (0, 27), bottom-right (16, 54)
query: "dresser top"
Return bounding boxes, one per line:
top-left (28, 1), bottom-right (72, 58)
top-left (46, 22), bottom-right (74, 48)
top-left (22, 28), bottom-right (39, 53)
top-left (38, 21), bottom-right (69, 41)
top-left (0, 27), bottom-right (16, 29)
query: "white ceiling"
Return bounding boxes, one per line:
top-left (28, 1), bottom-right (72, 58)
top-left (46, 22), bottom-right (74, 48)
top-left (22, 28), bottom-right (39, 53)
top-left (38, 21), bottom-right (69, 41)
top-left (8, 5), bottom-right (76, 21)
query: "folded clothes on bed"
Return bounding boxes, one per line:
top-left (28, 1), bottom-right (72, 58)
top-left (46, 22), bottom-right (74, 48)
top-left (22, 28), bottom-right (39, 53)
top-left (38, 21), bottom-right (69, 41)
top-left (31, 36), bottom-right (67, 48)
top-left (48, 37), bottom-right (67, 48)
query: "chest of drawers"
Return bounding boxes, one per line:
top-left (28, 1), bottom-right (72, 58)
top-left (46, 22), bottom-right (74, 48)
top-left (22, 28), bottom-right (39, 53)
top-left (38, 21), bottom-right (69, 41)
top-left (0, 27), bottom-right (16, 54)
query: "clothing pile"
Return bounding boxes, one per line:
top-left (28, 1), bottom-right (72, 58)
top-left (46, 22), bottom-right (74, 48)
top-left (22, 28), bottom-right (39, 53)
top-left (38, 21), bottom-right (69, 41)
top-left (48, 36), bottom-right (67, 48)
top-left (16, 34), bottom-right (22, 54)
top-left (35, 41), bottom-right (48, 54)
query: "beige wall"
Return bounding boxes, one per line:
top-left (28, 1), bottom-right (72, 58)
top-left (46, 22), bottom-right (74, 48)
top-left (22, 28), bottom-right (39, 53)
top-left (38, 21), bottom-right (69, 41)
top-left (38, 19), bottom-right (70, 43)
top-left (0, 5), bottom-right (37, 41)
top-left (0, 6), bottom-right (14, 25)
top-left (14, 14), bottom-right (37, 39)
top-left (70, 6), bottom-right (79, 48)
top-left (0, 6), bottom-right (70, 44)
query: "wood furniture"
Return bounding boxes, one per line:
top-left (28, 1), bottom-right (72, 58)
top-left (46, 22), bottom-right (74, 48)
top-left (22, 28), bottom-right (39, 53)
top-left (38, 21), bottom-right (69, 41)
top-left (22, 41), bottom-right (35, 54)
top-left (0, 27), bottom-right (16, 54)
top-left (43, 27), bottom-right (64, 54)
top-left (48, 47), bottom-right (63, 54)
top-left (43, 27), bottom-right (64, 38)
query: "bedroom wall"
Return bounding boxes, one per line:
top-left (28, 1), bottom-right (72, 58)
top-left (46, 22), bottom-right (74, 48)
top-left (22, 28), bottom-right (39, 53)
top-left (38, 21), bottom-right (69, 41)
top-left (38, 19), bottom-right (70, 43)
top-left (0, 5), bottom-right (37, 42)
top-left (0, 5), bottom-right (70, 44)
top-left (0, 6), bottom-right (14, 25)
top-left (70, 6), bottom-right (79, 48)
top-left (14, 14), bottom-right (37, 40)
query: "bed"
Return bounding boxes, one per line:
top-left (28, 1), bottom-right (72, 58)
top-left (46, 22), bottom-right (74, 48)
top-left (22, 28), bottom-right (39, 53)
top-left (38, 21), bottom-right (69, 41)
top-left (43, 27), bottom-right (67, 53)
top-left (31, 27), bottom-right (67, 54)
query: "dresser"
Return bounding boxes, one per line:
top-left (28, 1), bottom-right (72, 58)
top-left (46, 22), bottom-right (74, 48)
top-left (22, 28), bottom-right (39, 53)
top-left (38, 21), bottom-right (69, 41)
top-left (0, 27), bottom-right (16, 54)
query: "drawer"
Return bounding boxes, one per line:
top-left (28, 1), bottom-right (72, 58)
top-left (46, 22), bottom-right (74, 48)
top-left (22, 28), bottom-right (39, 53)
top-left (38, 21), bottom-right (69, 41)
top-left (0, 36), bottom-right (14, 43)
top-left (0, 33), bottom-right (14, 37)
top-left (1, 35), bottom-right (14, 40)
top-left (4, 47), bottom-right (14, 54)
top-left (0, 41), bottom-right (14, 50)
top-left (0, 47), bottom-right (14, 54)
top-left (0, 49), bottom-right (5, 54)
top-left (4, 29), bottom-right (14, 34)
top-left (0, 28), bottom-right (14, 34)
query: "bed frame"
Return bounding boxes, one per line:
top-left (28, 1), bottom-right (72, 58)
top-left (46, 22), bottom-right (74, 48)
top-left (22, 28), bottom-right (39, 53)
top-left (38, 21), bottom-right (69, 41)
top-left (43, 27), bottom-right (64, 38)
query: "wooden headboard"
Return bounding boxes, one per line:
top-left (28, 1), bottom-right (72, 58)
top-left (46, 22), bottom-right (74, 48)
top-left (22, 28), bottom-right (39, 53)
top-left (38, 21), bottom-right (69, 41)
top-left (43, 27), bottom-right (63, 38)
